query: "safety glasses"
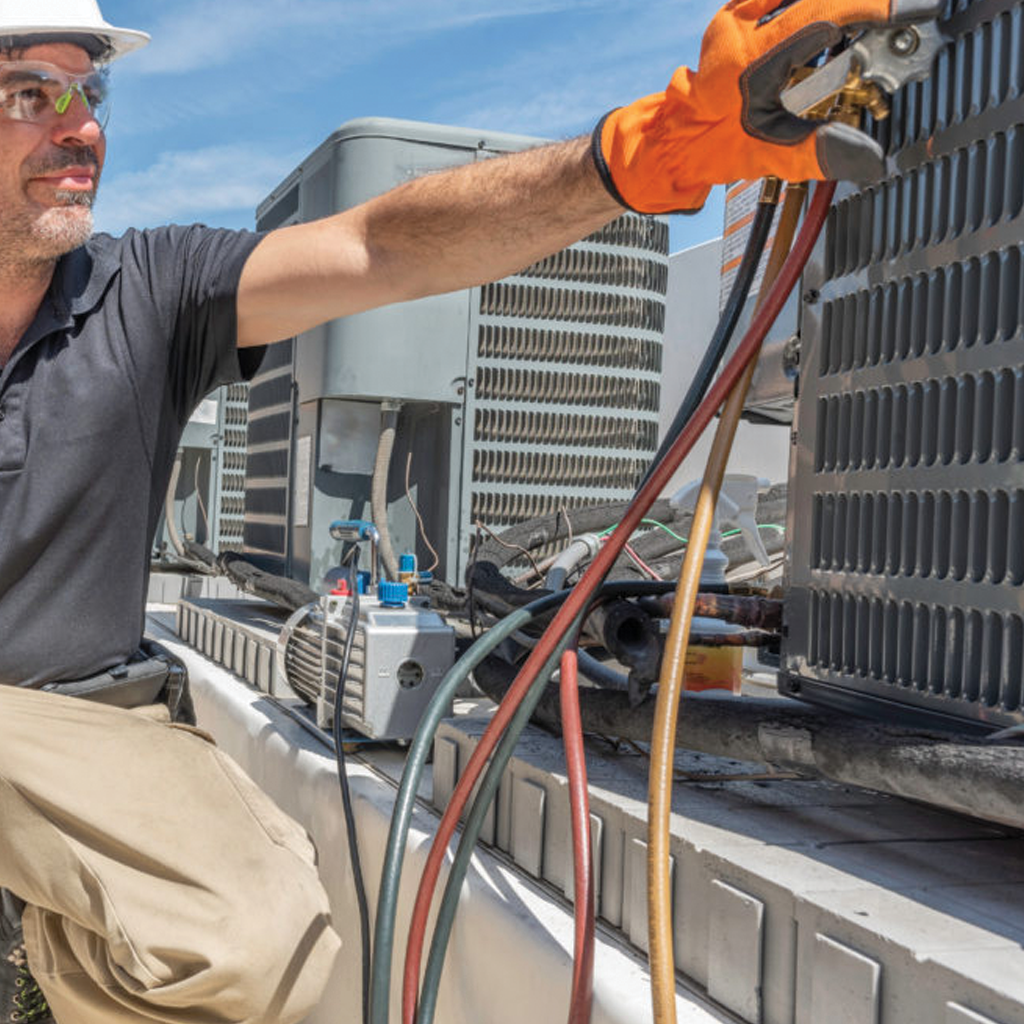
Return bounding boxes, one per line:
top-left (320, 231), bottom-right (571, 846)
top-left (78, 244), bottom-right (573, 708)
top-left (0, 61), bottom-right (110, 129)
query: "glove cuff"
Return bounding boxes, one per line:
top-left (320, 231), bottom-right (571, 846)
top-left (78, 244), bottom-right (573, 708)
top-left (593, 99), bottom-right (712, 215)
top-left (591, 109), bottom-right (635, 211)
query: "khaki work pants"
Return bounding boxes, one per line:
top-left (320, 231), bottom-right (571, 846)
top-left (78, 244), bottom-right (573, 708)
top-left (0, 685), bottom-right (342, 1024)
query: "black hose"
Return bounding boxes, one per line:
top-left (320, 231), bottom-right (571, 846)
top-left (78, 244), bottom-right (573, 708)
top-left (217, 552), bottom-right (318, 612)
top-left (471, 498), bottom-right (679, 574)
top-left (638, 198), bottom-right (777, 491)
top-left (332, 567), bottom-right (372, 1024)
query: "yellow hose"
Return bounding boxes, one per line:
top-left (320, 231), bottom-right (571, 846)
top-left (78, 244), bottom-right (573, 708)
top-left (646, 179), bottom-right (808, 1024)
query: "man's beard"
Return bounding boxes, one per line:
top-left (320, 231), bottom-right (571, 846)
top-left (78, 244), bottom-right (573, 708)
top-left (31, 188), bottom-right (96, 256)
top-left (1, 146), bottom-right (100, 265)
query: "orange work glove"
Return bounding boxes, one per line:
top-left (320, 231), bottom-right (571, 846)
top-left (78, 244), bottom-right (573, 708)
top-left (593, 0), bottom-right (945, 213)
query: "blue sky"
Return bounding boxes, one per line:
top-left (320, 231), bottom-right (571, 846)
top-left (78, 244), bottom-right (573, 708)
top-left (93, 0), bottom-right (725, 255)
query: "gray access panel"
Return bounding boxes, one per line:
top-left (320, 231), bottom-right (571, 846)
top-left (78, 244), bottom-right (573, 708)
top-left (259, 118), bottom-right (546, 407)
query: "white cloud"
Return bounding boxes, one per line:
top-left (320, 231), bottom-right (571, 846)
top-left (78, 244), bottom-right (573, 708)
top-left (119, 0), bottom-right (611, 76)
top-left (93, 144), bottom-right (301, 234)
top-left (94, 0), bottom-right (727, 236)
top-left (425, 1), bottom-right (718, 137)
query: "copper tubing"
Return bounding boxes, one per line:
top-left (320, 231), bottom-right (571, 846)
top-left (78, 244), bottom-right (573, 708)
top-left (560, 649), bottom-right (596, 1024)
top-left (646, 179), bottom-right (812, 1024)
top-left (646, 593), bottom-right (784, 631)
top-left (687, 628), bottom-right (775, 647)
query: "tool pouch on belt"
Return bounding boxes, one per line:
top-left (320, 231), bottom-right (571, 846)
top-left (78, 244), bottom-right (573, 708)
top-left (41, 639), bottom-right (197, 725)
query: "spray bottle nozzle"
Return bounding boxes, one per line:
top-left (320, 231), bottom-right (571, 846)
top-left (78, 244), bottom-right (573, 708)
top-left (669, 474), bottom-right (772, 586)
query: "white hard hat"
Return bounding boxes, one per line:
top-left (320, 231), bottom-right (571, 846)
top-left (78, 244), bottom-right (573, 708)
top-left (0, 0), bottom-right (149, 62)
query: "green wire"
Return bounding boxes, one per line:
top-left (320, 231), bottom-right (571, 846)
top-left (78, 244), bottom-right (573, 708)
top-left (369, 590), bottom-right (568, 1024)
top-left (416, 612), bottom-right (585, 1024)
top-left (598, 518), bottom-right (786, 543)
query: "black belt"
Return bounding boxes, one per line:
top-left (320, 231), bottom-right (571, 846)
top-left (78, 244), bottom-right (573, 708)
top-left (41, 639), bottom-right (195, 724)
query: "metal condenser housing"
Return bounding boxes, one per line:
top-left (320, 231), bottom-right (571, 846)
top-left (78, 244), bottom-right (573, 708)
top-left (782, 0), bottom-right (1024, 733)
top-left (243, 118), bottom-right (666, 589)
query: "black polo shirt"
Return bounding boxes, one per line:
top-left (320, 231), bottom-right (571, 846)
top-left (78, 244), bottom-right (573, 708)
top-left (0, 226), bottom-right (266, 687)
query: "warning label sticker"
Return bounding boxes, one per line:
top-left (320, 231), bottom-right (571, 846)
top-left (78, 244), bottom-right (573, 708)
top-left (720, 180), bottom-right (778, 312)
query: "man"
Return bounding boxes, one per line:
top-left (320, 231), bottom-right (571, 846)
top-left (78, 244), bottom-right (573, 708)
top-left (0, 0), bottom-right (938, 1021)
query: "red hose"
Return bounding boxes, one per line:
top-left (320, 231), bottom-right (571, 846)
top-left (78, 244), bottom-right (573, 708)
top-left (560, 648), bottom-right (595, 1024)
top-left (402, 181), bottom-right (835, 1024)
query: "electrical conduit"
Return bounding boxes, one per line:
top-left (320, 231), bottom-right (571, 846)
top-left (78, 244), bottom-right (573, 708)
top-left (372, 401), bottom-right (401, 580)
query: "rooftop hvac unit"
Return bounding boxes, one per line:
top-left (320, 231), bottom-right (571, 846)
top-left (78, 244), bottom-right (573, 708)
top-left (243, 118), bottom-right (666, 589)
top-left (781, 0), bottom-right (1024, 733)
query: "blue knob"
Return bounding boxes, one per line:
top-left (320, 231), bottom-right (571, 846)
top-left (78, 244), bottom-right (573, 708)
top-left (399, 553), bottom-right (417, 574)
top-left (356, 571), bottom-right (372, 595)
top-left (377, 581), bottom-right (409, 607)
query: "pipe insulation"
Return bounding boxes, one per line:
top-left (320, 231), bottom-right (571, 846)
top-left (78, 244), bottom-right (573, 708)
top-left (164, 449), bottom-right (186, 557)
top-left (546, 534), bottom-right (602, 592)
top-left (472, 498), bottom-right (679, 575)
top-left (472, 658), bottom-right (1024, 830)
top-left (373, 403), bottom-right (401, 581)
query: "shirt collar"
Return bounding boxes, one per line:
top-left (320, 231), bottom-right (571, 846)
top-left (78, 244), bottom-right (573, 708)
top-left (49, 238), bottom-right (121, 321)
top-left (1, 238), bottom-right (121, 382)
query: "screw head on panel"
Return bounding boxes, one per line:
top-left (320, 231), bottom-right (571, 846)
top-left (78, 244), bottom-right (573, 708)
top-left (889, 27), bottom-right (920, 57)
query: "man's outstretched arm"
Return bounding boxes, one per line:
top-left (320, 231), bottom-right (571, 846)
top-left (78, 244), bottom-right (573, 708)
top-left (237, 0), bottom-right (946, 349)
top-left (235, 136), bottom-right (619, 348)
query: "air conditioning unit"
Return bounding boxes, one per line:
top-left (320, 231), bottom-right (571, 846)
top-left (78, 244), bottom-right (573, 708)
top-left (781, 0), bottom-right (1024, 733)
top-left (242, 118), bottom-right (667, 589)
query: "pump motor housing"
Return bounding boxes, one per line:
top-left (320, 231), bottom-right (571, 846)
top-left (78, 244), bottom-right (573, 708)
top-left (279, 594), bottom-right (456, 740)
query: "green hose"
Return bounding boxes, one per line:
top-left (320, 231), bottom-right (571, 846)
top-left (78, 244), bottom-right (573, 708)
top-left (416, 612), bottom-right (585, 1024)
top-left (369, 590), bottom-right (569, 1024)
top-left (370, 579), bottom-right (675, 1024)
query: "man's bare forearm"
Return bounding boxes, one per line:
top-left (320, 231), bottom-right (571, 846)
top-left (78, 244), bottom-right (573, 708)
top-left (358, 135), bottom-right (622, 299)
top-left (236, 136), bottom-right (624, 347)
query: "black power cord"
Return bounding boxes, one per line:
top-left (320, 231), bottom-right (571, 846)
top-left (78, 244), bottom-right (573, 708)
top-left (639, 195), bottom-right (778, 490)
top-left (332, 566), bottom-right (372, 1024)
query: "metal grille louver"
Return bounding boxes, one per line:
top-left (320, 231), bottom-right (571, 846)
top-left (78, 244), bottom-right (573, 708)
top-left (216, 382), bottom-right (250, 552)
top-left (470, 212), bottom-right (667, 530)
top-left (241, 340), bottom-right (294, 571)
top-left (782, 0), bottom-right (1024, 730)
